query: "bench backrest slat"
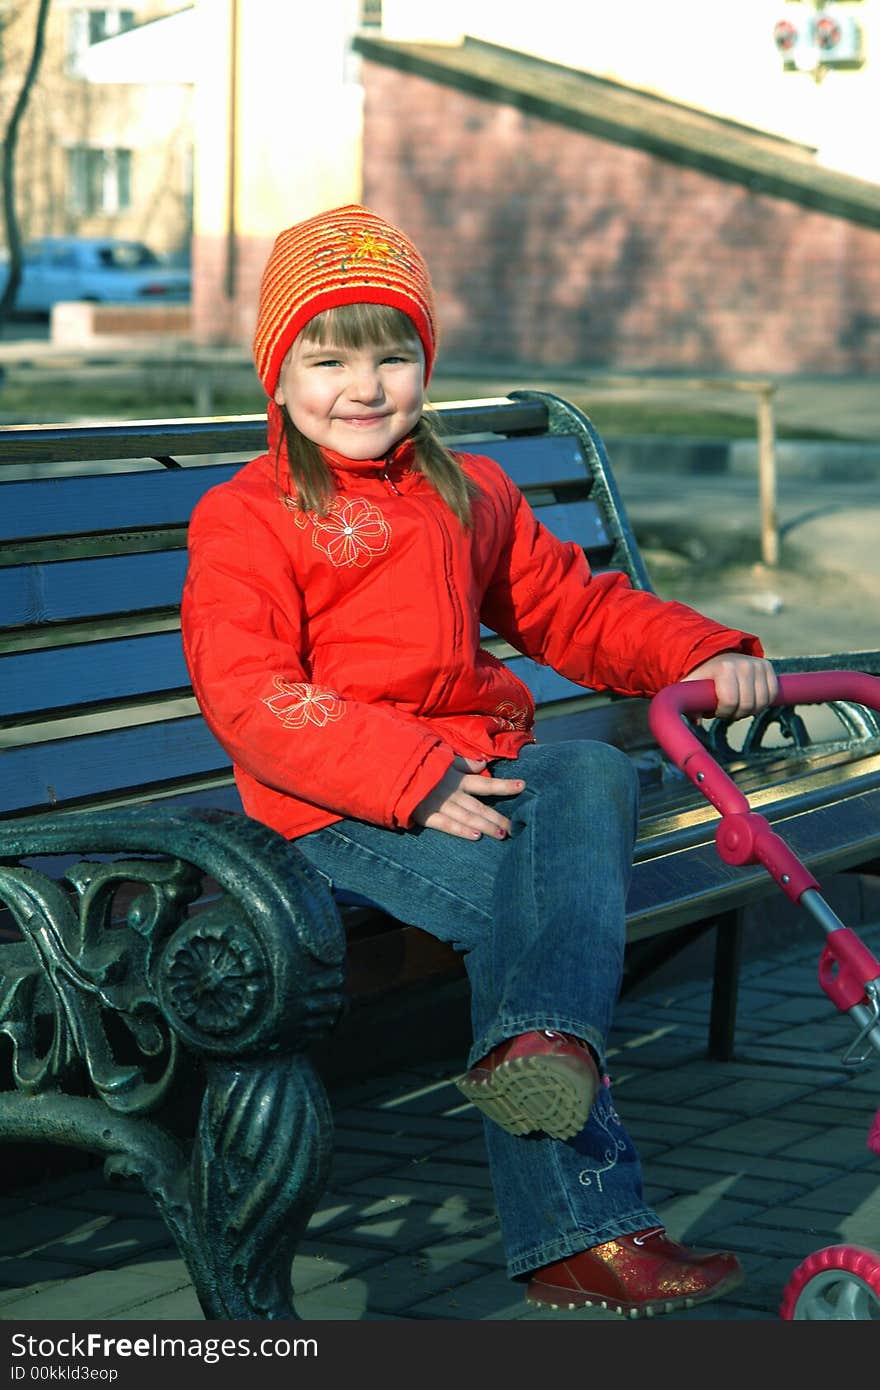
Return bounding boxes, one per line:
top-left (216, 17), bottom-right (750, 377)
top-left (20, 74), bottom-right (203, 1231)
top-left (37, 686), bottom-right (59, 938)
top-left (0, 551), bottom-right (189, 628)
top-left (0, 715), bottom-right (228, 815)
top-left (0, 631), bottom-right (188, 719)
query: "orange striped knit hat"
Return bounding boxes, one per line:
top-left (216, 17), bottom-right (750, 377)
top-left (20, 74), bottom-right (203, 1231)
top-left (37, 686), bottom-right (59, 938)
top-left (253, 204), bottom-right (437, 396)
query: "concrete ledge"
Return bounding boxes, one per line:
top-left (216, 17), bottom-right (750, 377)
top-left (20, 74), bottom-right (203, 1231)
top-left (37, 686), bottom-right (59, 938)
top-left (606, 433), bottom-right (880, 479)
top-left (50, 301), bottom-right (191, 346)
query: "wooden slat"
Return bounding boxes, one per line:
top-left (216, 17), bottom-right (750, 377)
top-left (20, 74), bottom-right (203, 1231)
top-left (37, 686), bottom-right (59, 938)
top-left (0, 550), bottom-right (188, 630)
top-left (0, 434), bottom-right (589, 546)
top-left (0, 715), bottom-right (229, 814)
top-left (0, 397), bottom-right (548, 466)
top-left (0, 631), bottom-right (189, 719)
top-left (476, 434), bottom-right (590, 489)
top-left (504, 655), bottom-right (589, 704)
top-left (0, 462), bottom-right (242, 542)
top-left (527, 498), bottom-right (610, 551)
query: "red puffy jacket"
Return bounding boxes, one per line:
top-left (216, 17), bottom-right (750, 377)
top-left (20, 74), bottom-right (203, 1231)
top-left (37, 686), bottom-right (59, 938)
top-left (181, 402), bottom-right (762, 839)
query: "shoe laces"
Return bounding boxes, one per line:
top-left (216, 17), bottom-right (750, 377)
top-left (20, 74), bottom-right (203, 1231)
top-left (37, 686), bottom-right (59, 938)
top-left (632, 1226), bottom-right (666, 1246)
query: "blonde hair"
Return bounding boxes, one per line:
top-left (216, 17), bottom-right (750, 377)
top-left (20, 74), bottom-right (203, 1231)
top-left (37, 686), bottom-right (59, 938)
top-left (274, 304), bottom-right (479, 527)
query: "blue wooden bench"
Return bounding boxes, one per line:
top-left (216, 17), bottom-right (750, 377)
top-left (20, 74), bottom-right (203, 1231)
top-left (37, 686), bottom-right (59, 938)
top-left (3, 389), bottom-right (880, 1319)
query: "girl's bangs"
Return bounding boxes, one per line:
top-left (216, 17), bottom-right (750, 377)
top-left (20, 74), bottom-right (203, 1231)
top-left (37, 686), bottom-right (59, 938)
top-left (301, 303), bottom-right (419, 350)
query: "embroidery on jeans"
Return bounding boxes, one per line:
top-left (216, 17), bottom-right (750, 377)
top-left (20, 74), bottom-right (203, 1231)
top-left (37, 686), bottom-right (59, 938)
top-left (262, 678), bottom-right (345, 729)
top-left (576, 1092), bottom-right (626, 1194)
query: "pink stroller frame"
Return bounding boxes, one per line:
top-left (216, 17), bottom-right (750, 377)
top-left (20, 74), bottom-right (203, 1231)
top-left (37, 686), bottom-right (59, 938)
top-left (650, 670), bottom-right (880, 1320)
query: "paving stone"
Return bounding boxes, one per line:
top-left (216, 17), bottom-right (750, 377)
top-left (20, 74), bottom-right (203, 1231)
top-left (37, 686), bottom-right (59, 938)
top-left (0, 1208), bottom-right (114, 1260)
top-left (103, 1285), bottom-right (204, 1320)
top-left (695, 1116), bottom-right (821, 1155)
top-left (378, 1159), bottom-right (495, 1193)
top-left (308, 1197), bottom-right (478, 1252)
top-left (659, 1145), bottom-right (840, 1188)
top-left (290, 1241), bottom-right (388, 1293)
top-left (788, 1171), bottom-right (880, 1214)
top-left (645, 1159), bottom-right (801, 1206)
top-left (0, 1266), bottom-right (192, 1321)
top-left (343, 1176), bottom-right (497, 1214)
top-left (332, 1125), bottom-right (441, 1158)
top-left (686, 1078), bottom-right (815, 1112)
top-left (331, 1105), bottom-right (480, 1139)
top-left (55, 1188), bottom-right (163, 1219)
top-left (328, 1250), bottom-right (490, 1315)
top-left (779, 1125), bottom-right (879, 1167)
top-left (0, 1255), bottom-right (87, 1297)
top-left (35, 1217), bottom-right (173, 1271)
top-left (654, 1191), bottom-right (763, 1239)
top-left (325, 1151), bottom-right (400, 1187)
top-left (720, 1223), bottom-right (833, 1260)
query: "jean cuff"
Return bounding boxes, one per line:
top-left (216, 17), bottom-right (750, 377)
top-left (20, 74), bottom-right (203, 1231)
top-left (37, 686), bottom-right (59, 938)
top-left (506, 1208), bottom-right (663, 1281)
top-left (467, 1014), bottom-right (607, 1073)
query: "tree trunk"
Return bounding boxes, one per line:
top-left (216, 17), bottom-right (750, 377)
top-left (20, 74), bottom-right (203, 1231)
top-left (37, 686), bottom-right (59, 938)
top-left (0, 0), bottom-right (54, 325)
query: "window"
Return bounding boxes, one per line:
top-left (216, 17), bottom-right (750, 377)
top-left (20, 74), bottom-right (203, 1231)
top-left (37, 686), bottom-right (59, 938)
top-left (66, 147), bottom-right (132, 216)
top-left (67, 8), bottom-right (135, 74)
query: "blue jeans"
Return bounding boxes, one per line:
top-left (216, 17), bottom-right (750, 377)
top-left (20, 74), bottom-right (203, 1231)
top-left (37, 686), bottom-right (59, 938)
top-left (296, 740), bottom-right (660, 1278)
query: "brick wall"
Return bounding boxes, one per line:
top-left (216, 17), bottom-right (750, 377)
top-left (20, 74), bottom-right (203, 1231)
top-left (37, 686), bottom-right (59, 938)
top-left (361, 62), bottom-right (880, 375)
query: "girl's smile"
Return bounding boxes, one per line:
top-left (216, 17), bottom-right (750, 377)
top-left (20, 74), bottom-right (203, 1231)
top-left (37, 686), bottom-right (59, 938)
top-left (274, 334), bottom-right (425, 461)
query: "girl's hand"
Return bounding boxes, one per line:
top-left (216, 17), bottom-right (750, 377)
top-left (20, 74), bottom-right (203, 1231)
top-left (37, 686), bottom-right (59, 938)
top-left (682, 652), bottom-right (779, 721)
top-left (411, 756), bottom-right (525, 840)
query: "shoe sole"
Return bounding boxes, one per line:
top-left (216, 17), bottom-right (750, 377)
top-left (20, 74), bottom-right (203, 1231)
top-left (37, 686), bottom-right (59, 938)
top-left (525, 1265), bottom-right (746, 1318)
top-left (455, 1054), bottom-right (596, 1140)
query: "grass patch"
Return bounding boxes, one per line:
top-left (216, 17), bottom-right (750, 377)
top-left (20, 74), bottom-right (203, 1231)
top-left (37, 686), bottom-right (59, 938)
top-left (0, 366), bottom-right (841, 440)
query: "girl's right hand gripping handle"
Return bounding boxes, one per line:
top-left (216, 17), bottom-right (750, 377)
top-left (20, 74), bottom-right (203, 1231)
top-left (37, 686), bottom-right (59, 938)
top-left (648, 670), bottom-right (880, 905)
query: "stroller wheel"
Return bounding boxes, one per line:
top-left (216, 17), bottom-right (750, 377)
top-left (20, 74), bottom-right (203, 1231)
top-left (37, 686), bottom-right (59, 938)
top-left (780, 1244), bottom-right (880, 1320)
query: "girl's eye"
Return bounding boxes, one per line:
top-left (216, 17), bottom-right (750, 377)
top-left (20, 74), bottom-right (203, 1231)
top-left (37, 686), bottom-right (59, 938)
top-left (314, 358), bottom-right (343, 368)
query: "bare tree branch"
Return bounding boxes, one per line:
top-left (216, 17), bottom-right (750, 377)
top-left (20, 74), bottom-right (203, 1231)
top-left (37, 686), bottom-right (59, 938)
top-left (0, 0), bottom-right (54, 323)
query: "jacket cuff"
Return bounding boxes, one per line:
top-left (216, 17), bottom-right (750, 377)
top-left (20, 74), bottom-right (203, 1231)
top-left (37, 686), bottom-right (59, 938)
top-left (391, 742), bottom-right (457, 829)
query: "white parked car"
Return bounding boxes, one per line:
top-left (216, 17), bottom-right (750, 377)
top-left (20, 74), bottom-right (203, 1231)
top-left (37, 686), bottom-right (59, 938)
top-left (8, 237), bottom-right (191, 314)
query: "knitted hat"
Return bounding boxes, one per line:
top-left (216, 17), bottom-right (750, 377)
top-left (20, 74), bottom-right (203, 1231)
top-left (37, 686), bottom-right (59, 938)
top-left (253, 204), bottom-right (437, 395)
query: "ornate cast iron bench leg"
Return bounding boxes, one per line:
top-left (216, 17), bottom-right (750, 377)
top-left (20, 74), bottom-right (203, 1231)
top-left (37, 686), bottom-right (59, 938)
top-left (0, 808), bottom-right (346, 1321)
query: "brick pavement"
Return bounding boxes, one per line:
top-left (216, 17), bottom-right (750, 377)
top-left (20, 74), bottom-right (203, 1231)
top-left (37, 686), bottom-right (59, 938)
top-left (1, 921), bottom-right (877, 1323)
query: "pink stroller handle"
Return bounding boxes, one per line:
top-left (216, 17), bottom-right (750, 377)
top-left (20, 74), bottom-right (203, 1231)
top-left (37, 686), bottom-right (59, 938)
top-left (649, 670), bottom-right (880, 903)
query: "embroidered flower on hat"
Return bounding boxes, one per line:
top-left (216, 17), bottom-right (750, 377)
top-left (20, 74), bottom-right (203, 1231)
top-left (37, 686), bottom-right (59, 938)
top-left (333, 228), bottom-right (403, 272)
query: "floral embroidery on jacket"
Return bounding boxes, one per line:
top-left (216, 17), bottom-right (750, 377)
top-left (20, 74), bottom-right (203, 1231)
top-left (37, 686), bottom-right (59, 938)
top-left (491, 700), bottom-right (531, 732)
top-left (310, 496), bottom-right (391, 568)
top-left (262, 678), bottom-right (345, 729)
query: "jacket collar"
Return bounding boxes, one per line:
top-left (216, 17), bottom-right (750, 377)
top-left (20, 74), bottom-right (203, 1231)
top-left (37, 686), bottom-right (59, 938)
top-left (266, 398), bottom-right (417, 483)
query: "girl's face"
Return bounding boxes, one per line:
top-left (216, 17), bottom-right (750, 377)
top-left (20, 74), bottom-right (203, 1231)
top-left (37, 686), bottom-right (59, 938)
top-left (274, 327), bottom-right (425, 461)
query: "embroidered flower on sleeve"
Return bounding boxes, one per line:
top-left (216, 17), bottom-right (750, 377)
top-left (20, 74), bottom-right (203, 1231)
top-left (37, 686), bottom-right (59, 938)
top-left (491, 701), bottom-right (531, 733)
top-left (262, 678), bottom-right (345, 729)
top-left (311, 496), bottom-right (391, 568)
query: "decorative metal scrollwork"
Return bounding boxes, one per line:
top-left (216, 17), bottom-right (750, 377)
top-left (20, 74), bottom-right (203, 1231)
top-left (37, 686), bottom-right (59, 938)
top-left (0, 807), bottom-right (348, 1319)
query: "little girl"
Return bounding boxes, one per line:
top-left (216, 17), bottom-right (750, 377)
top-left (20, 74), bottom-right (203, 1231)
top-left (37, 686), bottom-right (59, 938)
top-left (182, 204), bottom-right (778, 1317)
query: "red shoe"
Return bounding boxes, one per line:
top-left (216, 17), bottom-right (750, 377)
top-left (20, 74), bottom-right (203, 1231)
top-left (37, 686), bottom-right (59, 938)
top-left (455, 1029), bottom-right (600, 1139)
top-left (526, 1227), bottom-right (745, 1317)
